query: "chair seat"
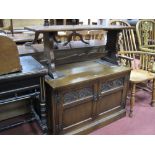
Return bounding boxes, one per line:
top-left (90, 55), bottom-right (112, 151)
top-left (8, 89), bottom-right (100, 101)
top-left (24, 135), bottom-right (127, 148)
top-left (130, 69), bottom-right (155, 83)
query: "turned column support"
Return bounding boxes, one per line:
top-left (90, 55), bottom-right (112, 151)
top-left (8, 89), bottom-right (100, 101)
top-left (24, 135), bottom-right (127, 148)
top-left (151, 78), bottom-right (155, 106)
top-left (129, 83), bottom-right (136, 117)
top-left (39, 77), bottom-right (48, 134)
top-left (103, 30), bottom-right (122, 65)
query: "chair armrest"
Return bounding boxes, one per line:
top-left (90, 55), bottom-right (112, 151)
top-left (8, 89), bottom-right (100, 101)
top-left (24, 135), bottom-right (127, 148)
top-left (117, 54), bottom-right (134, 68)
top-left (117, 55), bottom-right (134, 61)
top-left (118, 51), bottom-right (146, 55)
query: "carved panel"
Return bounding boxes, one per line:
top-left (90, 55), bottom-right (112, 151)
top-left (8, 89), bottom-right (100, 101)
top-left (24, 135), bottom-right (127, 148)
top-left (101, 78), bottom-right (124, 92)
top-left (64, 87), bottom-right (93, 103)
top-left (64, 91), bottom-right (79, 103)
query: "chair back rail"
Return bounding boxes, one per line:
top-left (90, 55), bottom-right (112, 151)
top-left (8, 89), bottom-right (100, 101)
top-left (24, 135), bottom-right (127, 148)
top-left (110, 20), bottom-right (137, 52)
top-left (110, 20), bottom-right (137, 67)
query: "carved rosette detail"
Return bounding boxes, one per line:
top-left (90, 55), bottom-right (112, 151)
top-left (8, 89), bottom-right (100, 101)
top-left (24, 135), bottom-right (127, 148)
top-left (64, 87), bottom-right (93, 103)
top-left (101, 78), bottom-right (124, 92)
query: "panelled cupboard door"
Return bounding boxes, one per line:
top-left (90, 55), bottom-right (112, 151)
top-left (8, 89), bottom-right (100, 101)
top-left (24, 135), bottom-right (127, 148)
top-left (97, 76), bottom-right (125, 115)
top-left (56, 81), bottom-right (97, 133)
top-left (97, 75), bottom-right (129, 115)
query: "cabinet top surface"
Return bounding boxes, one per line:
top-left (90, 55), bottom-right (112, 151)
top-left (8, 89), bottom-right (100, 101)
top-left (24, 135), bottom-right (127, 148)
top-left (25, 25), bottom-right (134, 32)
top-left (46, 59), bottom-right (130, 89)
top-left (0, 56), bottom-right (47, 81)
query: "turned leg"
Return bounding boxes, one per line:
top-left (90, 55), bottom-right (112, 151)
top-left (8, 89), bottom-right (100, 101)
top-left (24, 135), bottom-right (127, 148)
top-left (40, 77), bottom-right (48, 134)
top-left (105, 30), bottom-right (120, 64)
top-left (129, 83), bottom-right (136, 117)
top-left (151, 79), bottom-right (155, 106)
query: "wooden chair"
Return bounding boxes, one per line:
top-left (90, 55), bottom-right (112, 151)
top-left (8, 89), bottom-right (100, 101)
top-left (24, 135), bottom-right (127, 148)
top-left (110, 20), bottom-right (155, 117)
top-left (136, 20), bottom-right (155, 53)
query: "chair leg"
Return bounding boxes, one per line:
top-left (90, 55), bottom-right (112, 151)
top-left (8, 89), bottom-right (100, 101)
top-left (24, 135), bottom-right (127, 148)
top-left (129, 83), bottom-right (136, 117)
top-left (151, 78), bottom-right (155, 107)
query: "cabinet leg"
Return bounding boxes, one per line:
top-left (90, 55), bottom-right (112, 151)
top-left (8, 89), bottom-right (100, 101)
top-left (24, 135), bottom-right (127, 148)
top-left (151, 79), bottom-right (155, 107)
top-left (129, 83), bottom-right (136, 117)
